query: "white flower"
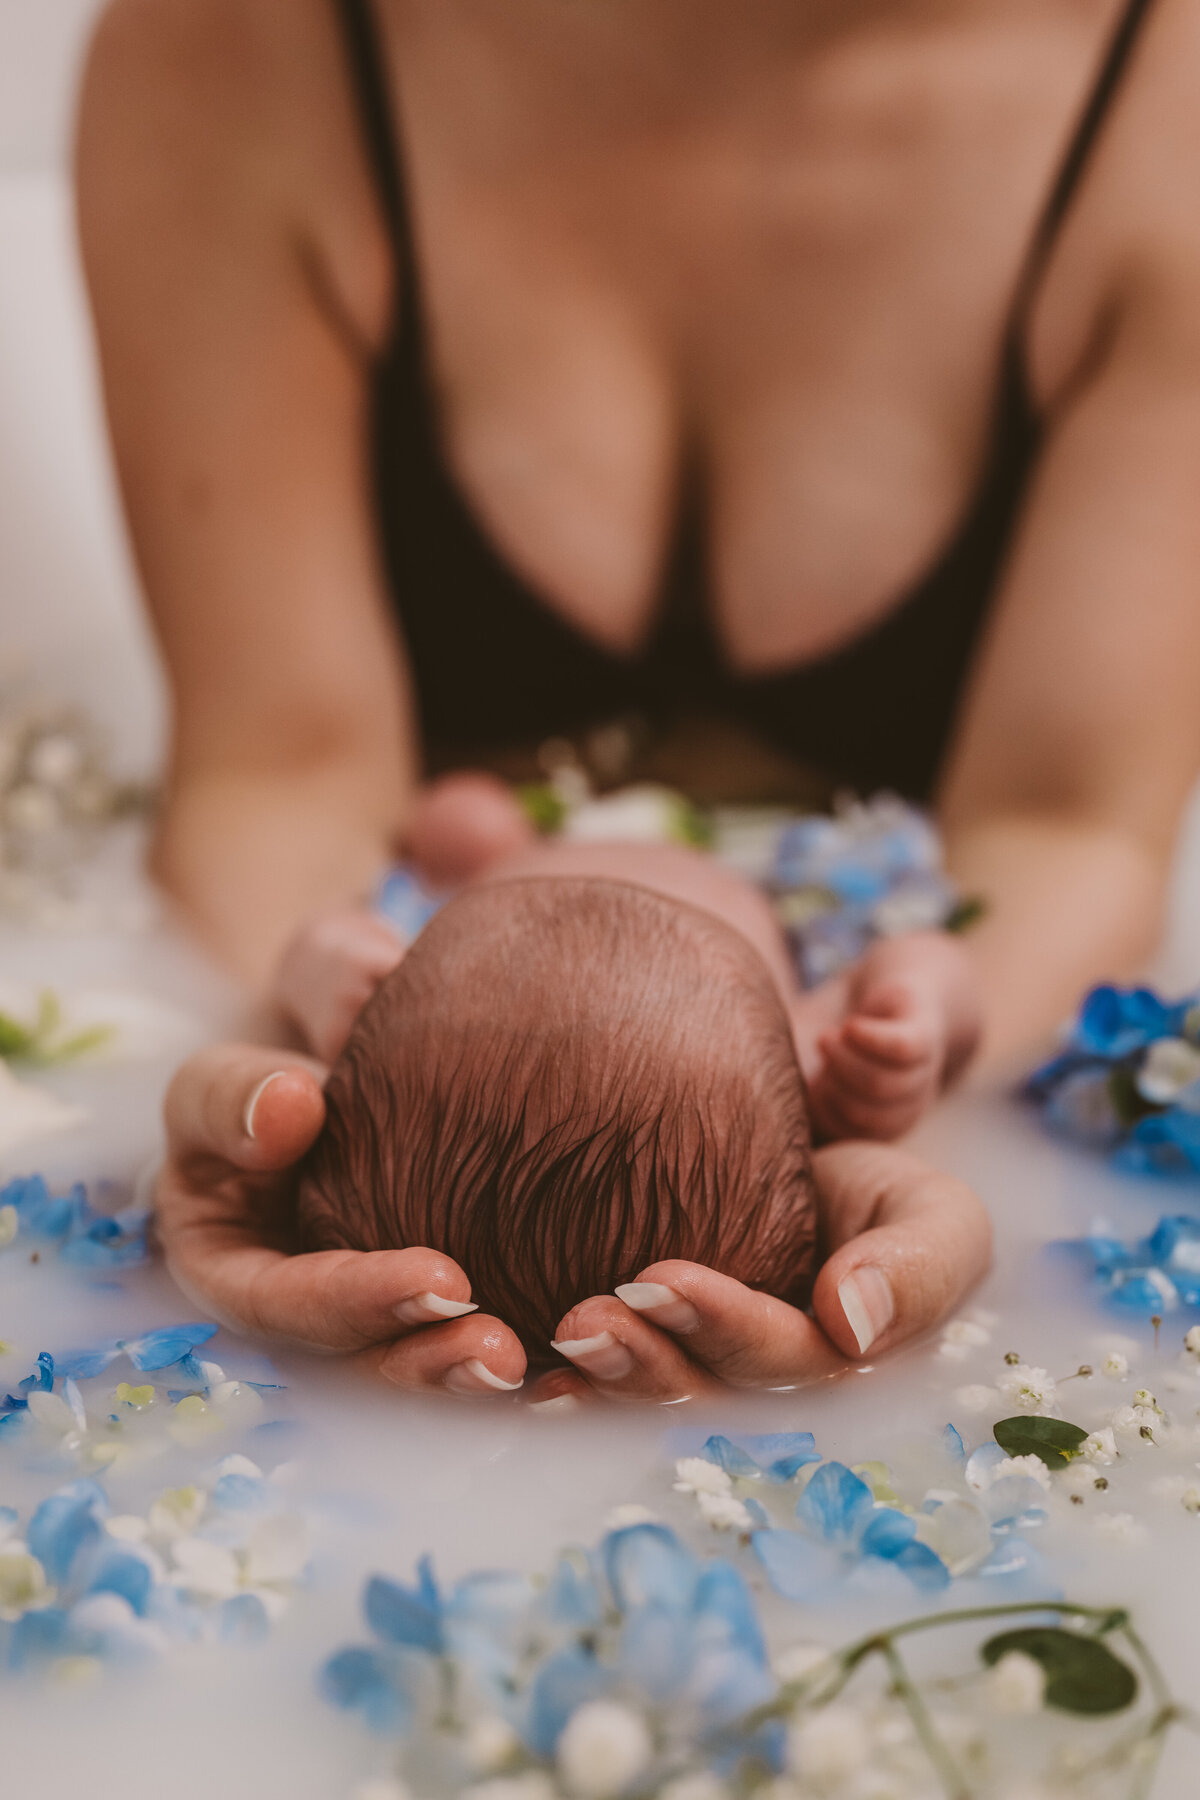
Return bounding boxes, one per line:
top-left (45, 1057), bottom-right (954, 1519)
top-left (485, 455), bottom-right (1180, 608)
top-left (557, 1701), bottom-right (652, 1797)
top-left (942, 1319), bottom-right (991, 1348)
top-left (463, 1715), bottom-right (521, 1776)
top-left (1102, 1352), bottom-right (1130, 1380)
top-left (1110, 1404), bottom-right (1159, 1438)
top-left (997, 1364), bottom-right (1058, 1413)
top-left (992, 1455), bottom-right (1052, 1493)
top-left (658, 1777), bottom-right (729, 1800)
top-left (952, 1384), bottom-right (999, 1414)
top-left (1137, 1036), bottom-right (1200, 1103)
top-left (604, 1504), bottom-right (659, 1530)
top-left (0, 1204), bottom-right (17, 1249)
top-left (786, 1705), bottom-right (870, 1784)
top-left (696, 1492), bottom-right (754, 1532)
top-left (1182, 1487), bottom-right (1200, 1514)
top-left (1081, 1428), bottom-right (1118, 1465)
top-left (673, 1457), bottom-right (732, 1497)
top-left (986, 1650), bottom-right (1046, 1715)
top-left (913, 1497), bottom-right (993, 1576)
top-left (1094, 1511), bottom-right (1148, 1546)
top-left (1185, 1326), bottom-right (1200, 1357)
top-left (148, 1486), bottom-right (207, 1540)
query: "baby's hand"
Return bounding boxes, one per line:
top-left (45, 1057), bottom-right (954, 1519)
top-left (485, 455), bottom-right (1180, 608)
top-left (804, 932), bottom-right (982, 1142)
top-left (271, 903), bottom-right (406, 1064)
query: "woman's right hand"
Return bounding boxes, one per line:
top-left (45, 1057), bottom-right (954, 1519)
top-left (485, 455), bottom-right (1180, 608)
top-left (271, 905), bottom-right (407, 1063)
top-left (156, 1044), bottom-right (528, 1395)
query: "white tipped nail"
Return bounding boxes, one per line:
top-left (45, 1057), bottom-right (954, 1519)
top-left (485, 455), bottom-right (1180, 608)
top-left (550, 1331), bottom-right (635, 1380)
top-left (528, 1394), bottom-right (582, 1415)
top-left (243, 1071), bottom-right (288, 1141)
top-left (838, 1266), bottom-right (895, 1357)
top-left (393, 1292), bottom-right (479, 1325)
top-left (614, 1282), bottom-right (701, 1334)
top-left (444, 1359), bottom-right (523, 1394)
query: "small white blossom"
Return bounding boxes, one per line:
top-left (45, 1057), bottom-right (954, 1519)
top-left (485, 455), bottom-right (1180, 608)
top-left (1110, 1404), bottom-right (1159, 1438)
top-left (943, 1319), bottom-right (991, 1348)
top-left (997, 1364), bottom-right (1058, 1413)
top-left (557, 1701), bottom-right (652, 1797)
top-left (604, 1504), bottom-right (658, 1530)
top-left (786, 1705), bottom-right (870, 1784)
top-left (951, 1384), bottom-right (999, 1415)
top-left (992, 1455), bottom-right (1052, 1493)
top-left (986, 1651), bottom-right (1046, 1715)
top-left (1094, 1511), bottom-right (1148, 1546)
top-left (463, 1715), bottom-right (521, 1775)
top-left (673, 1457), bottom-right (732, 1498)
top-left (1102, 1351), bottom-right (1130, 1380)
top-left (1081, 1428), bottom-right (1118, 1466)
top-left (1185, 1326), bottom-right (1200, 1357)
top-left (696, 1492), bottom-right (754, 1532)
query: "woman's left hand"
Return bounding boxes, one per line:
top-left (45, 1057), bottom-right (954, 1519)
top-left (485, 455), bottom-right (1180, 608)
top-left (534, 1142), bottom-right (992, 1404)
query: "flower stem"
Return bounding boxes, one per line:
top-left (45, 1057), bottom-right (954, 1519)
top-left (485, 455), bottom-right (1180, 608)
top-left (880, 1636), bottom-right (971, 1800)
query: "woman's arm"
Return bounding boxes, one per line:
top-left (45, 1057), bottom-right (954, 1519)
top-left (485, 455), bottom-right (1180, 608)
top-left (77, 0), bottom-right (414, 986)
top-left (938, 9), bottom-right (1200, 1067)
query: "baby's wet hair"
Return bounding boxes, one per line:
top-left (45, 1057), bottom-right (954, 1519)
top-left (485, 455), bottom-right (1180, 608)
top-left (297, 877), bottom-right (817, 1358)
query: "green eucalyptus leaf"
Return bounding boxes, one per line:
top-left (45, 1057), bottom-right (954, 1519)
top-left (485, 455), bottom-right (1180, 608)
top-left (0, 1012), bottom-right (36, 1058)
top-left (981, 1626), bottom-right (1137, 1715)
top-left (944, 894), bottom-right (988, 934)
top-left (992, 1415), bottom-right (1088, 1468)
top-left (515, 782), bottom-right (568, 835)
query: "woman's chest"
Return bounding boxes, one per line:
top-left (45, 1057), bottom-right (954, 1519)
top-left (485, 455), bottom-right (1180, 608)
top-left (366, 0), bottom-right (1124, 670)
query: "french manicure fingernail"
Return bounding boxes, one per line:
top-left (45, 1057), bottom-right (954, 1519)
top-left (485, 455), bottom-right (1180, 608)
top-left (443, 1359), bottom-right (523, 1395)
top-left (243, 1071), bottom-right (288, 1141)
top-left (550, 1330), bottom-right (635, 1381)
top-left (393, 1292), bottom-right (479, 1325)
top-left (528, 1393), bottom-right (581, 1415)
top-left (838, 1266), bottom-right (895, 1356)
top-left (614, 1281), bottom-right (701, 1334)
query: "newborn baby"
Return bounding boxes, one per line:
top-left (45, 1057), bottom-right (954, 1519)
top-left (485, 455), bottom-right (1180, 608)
top-left (287, 778), bottom-right (981, 1359)
top-left (297, 871), bottom-right (817, 1355)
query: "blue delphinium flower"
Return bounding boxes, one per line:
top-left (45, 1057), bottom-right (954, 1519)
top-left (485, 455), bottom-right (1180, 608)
top-left (0, 1175), bottom-right (150, 1267)
top-left (55, 1322), bottom-right (218, 1382)
top-left (700, 1431), bottom-right (821, 1483)
top-left (753, 1462), bottom-right (949, 1602)
top-left (1069, 1214), bottom-right (1200, 1313)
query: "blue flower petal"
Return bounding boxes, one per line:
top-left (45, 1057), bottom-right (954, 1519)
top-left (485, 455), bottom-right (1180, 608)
top-left (617, 1602), bottom-right (694, 1703)
top-left (18, 1353), bottom-right (55, 1395)
top-left (364, 1563), bottom-right (443, 1654)
top-left (524, 1643), bottom-right (610, 1758)
top-left (220, 1593), bottom-right (272, 1645)
top-left (894, 1540), bottom-right (951, 1590)
top-left (795, 1462), bottom-right (875, 1546)
top-left (541, 1553), bottom-right (603, 1629)
top-left (751, 1529), bottom-right (841, 1602)
top-left (123, 1322), bottom-right (219, 1372)
top-left (212, 1474), bottom-right (270, 1512)
top-left (9, 1605), bottom-right (69, 1667)
top-left (55, 1342), bottom-right (122, 1381)
top-left (319, 1645), bottom-right (414, 1734)
top-left (28, 1482), bottom-right (107, 1585)
top-left (88, 1550), bottom-right (153, 1617)
top-left (702, 1432), bottom-right (820, 1483)
top-left (858, 1508), bottom-right (917, 1560)
top-left (602, 1522), bottom-right (697, 1612)
top-left (942, 1423), bottom-right (965, 1461)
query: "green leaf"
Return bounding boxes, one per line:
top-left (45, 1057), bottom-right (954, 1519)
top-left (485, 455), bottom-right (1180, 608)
top-left (0, 1012), bottom-right (37, 1058)
top-left (992, 1415), bottom-right (1088, 1468)
top-left (38, 1025), bottom-right (115, 1066)
top-left (981, 1626), bottom-right (1137, 1715)
top-left (944, 894), bottom-right (988, 934)
top-left (515, 782), bottom-right (568, 835)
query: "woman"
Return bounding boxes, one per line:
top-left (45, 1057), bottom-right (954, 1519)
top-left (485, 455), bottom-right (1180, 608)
top-left (77, 0), bottom-right (1200, 1401)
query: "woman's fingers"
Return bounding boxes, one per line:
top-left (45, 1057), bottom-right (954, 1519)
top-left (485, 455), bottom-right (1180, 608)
top-left (357, 1312), bottom-right (528, 1395)
top-left (547, 1292), bottom-right (728, 1401)
top-left (609, 1265), bottom-right (846, 1388)
top-left (162, 1044), bottom-right (328, 1175)
top-left (809, 1143), bottom-right (993, 1359)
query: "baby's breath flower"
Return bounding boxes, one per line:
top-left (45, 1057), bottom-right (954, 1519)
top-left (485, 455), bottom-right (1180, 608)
top-left (786, 1705), bottom-right (870, 1785)
top-left (1183, 1487), bottom-right (1200, 1513)
top-left (1094, 1511), bottom-right (1148, 1546)
top-left (952, 1383), bottom-right (999, 1414)
top-left (942, 1319), bottom-right (991, 1347)
top-left (986, 1650), bottom-right (1046, 1715)
top-left (672, 1457), bottom-right (732, 1498)
top-left (603, 1504), bottom-right (658, 1530)
top-left (557, 1701), bottom-right (652, 1798)
top-left (1185, 1326), bottom-right (1200, 1357)
top-left (696, 1491), bottom-right (754, 1532)
top-left (1110, 1404), bottom-right (1159, 1438)
top-left (997, 1363), bottom-right (1058, 1413)
top-left (1102, 1351), bottom-right (1130, 1380)
top-left (993, 1454), bottom-right (1053, 1492)
top-left (463, 1715), bottom-right (521, 1775)
top-left (1081, 1428), bottom-right (1118, 1465)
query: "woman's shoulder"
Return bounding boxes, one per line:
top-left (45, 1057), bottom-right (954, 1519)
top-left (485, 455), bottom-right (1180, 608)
top-left (78, 0), bottom-right (392, 346)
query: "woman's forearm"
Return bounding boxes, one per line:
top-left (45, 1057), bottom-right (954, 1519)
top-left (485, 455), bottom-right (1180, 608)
top-left (944, 812), bottom-right (1167, 1072)
top-left (153, 764), bottom-right (403, 989)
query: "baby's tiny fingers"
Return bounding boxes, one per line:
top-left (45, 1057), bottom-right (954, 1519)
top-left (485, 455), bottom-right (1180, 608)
top-left (840, 1016), bottom-right (934, 1068)
top-left (820, 1034), bottom-right (931, 1105)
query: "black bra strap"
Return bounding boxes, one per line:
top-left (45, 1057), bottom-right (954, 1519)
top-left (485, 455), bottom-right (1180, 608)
top-left (334, 0), bottom-right (415, 294)
top-left (1013, 0), bottom-right (1156, 323)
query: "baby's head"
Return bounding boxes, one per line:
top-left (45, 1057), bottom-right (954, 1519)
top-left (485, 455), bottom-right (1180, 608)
top-left (297, 877), bottom-right (816, 1357)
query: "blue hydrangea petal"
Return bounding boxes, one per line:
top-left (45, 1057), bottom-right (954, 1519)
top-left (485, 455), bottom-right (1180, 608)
top-left (319, 1645), bottom-right (414, 1734)
top-left (523, 1643), bottom-right (610, 1758)
top-left (9, 1605), bottom-right (69, 1668)
top-left (18, 1353), bottom-right (55, 1395)
top-left (28, 1482), bottom-right (107, 1585)
top-left (602, 1522), bottom-right (697, 1612)
top-left (702, 1432), bottom-right (820, 1483)
top-left (87, 1550), bottom-right (153, 1617)
top-left (893, 1540), bottom-right (951, 1590)
top-left (795, 1462), bottom-right (875, 1545)
top-left (124, 1322), bottom-right (218, 1372)
top-left (617, 1602), bottom-right (694, 1703)
top-left (942, 1423), bottom-right (965, 1461)
top-left (212, 1474), bottom-right (270, 1511)
top-left (858, 1507), bottom-right (917, 1560)
top-left (692, 1561), bottom-right (767, 1668)
top-left (220, 1593), bottom-right (271, 1644)
top-left (540, 1553), bottom-right (603, 1629)
top-left (751, 1529), bottom-right (841, 1602)
top-left (364, 1569), bottom-right (443, 1654)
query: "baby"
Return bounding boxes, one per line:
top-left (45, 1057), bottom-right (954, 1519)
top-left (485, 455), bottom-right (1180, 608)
top-left (282, 777), bottom-right (981, 1359)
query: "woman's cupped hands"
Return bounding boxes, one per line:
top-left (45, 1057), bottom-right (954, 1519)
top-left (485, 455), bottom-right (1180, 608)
top-left (157, 1046), bottom-right (991, 1405)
